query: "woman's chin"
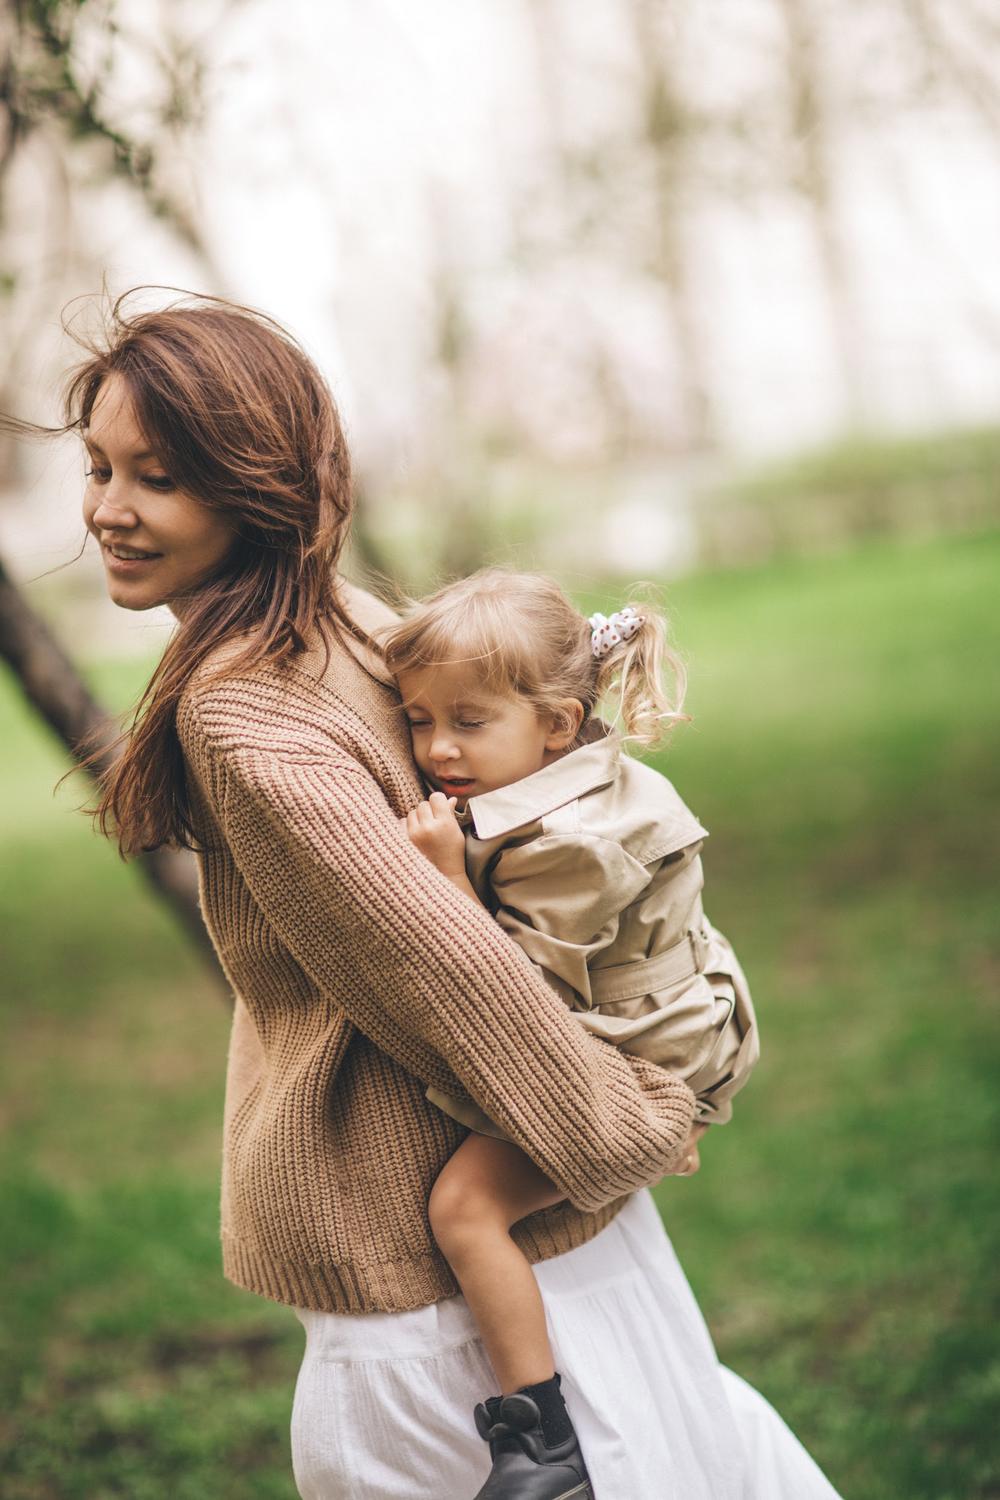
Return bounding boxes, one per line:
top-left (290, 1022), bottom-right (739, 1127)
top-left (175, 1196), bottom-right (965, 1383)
top-left (106, 579), bottom-right (167, 612)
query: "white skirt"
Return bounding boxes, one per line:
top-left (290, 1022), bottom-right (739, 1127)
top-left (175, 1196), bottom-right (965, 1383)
top-left (291, 1190), bottom-right (842, 1499)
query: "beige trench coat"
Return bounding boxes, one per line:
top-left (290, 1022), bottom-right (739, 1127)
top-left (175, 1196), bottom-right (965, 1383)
top-left (428, 731), bottom-right (759, 1135)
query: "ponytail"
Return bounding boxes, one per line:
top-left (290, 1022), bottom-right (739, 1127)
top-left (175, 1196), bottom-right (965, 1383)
top-left (589, 604), bottom-right (689, 749)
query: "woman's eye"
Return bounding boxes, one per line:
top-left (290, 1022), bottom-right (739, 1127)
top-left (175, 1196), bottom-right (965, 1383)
top-left (85, 466), bottom-right (111, 483)
top-left (141, 475), bottom-right (175, 491)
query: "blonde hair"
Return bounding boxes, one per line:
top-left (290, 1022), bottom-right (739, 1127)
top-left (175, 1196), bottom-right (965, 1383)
top-left (380, 568), bottom-right (688, 749)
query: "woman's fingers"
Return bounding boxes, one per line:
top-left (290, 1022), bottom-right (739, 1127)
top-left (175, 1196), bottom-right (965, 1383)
top-left (676, 1144), bottom-right (700, 1177)
top-left (675, 1125), bottom-right (708, 1176)
top-left (404, 805), bottom-right (430, 837)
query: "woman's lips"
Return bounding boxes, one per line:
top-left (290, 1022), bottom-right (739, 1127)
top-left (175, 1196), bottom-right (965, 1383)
top-left (103, 544), bottom-right (163, 575)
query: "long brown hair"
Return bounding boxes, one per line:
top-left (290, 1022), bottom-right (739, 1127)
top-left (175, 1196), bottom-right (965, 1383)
top-left (43, 290), bottom-right (365, 855)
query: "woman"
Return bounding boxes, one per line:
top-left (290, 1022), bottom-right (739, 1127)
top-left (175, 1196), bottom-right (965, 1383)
top-left (60, 291), bottom-right (839, 1498)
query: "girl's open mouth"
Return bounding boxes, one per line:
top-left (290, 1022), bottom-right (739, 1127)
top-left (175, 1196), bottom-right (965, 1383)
top-left (437, 777), bottom-right (475, 794)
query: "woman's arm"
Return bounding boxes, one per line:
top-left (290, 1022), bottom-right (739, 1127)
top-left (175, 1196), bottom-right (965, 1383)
top-left (186, 702), bottom-right (695, 1212)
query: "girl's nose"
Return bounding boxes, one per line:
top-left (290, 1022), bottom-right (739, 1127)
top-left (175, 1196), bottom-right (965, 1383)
top-left (430, 734), bottom-right (459, 762)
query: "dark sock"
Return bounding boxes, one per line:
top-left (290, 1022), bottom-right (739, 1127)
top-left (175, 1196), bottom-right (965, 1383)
top-left (517, 1373), bottom-right (573, 1447)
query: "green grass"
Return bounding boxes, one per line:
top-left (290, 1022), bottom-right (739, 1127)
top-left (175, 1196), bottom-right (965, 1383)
top-left (2, 531), bottom-right (999, 1496)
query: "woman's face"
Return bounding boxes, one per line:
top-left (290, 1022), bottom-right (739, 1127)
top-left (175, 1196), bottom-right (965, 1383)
top-left (82, 373), bottom-right (239, 614)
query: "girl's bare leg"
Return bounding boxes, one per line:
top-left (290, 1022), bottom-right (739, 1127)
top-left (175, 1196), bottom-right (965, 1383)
top-left (428, 1132), bottom-right (565, 1394)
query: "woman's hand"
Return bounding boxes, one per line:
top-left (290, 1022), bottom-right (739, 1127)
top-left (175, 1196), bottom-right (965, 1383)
top-left (673, 1122), bottom-right (709, 1178)
top-left (402, 792), bottom-right (468, 881)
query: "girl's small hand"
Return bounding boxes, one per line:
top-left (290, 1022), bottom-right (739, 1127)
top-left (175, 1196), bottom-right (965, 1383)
top-left (402, 792), bottom-right (467, 878)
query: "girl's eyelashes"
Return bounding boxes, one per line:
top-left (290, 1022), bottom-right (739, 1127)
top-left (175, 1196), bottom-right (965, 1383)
top-left (85, 466), bottom-right (111, 482)
top-left (405, 718), bottom-right (486, 731)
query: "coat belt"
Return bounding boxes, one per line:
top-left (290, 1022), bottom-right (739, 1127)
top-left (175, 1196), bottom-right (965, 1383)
top-left (588, 927), bottom-right (709, 1006)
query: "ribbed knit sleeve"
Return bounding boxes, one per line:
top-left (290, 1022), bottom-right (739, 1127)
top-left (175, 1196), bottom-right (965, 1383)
top-left (192, 718), bottom-right (696, 1214)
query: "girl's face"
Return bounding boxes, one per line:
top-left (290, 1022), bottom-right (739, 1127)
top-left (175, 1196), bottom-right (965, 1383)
top-left (82, 373), bottom-right (239, 615)
top-left (397, 662), bottom-right (579, 804)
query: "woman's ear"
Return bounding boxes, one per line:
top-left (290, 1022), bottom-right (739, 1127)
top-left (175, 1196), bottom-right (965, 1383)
top-left (544, 698), bottom-right (585, 750)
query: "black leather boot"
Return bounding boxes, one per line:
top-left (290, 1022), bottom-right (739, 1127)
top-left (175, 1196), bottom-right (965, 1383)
top-left (471, 1382), bottom-right (594, 1499)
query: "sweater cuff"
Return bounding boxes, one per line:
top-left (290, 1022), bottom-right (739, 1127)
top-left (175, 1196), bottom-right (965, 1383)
top-left (560, 1073), bottom-right (697, 1214)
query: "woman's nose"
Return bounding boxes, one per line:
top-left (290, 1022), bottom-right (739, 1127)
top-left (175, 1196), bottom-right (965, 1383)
top-left (91, 487), bottom-right (138, 530)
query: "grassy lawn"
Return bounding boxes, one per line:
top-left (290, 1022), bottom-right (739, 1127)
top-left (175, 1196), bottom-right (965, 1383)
top-left (2, 530), bottom-right (998, 1497)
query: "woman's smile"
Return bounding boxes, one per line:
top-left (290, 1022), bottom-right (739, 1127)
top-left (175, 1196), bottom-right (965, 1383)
top-left (101, 541), bottom-right (165, 574)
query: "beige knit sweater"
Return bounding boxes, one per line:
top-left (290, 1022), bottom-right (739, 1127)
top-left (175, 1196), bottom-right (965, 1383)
top-left (175, 581), bottom-right (696, 1315)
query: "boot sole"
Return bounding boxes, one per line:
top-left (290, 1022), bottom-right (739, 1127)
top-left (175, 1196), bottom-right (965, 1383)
top-left (554, 1485), bottom-right (593, 1500)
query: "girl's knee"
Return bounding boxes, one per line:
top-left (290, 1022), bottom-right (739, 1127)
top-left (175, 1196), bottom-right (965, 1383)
top-left (429, 1167), bottom-right (504, 1257)
top-left (427, 1168), bottom-right (459, 1236)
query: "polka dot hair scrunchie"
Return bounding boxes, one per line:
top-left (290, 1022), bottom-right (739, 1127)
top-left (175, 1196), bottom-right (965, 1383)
top-left (588, 607), bottom-right (645, 659)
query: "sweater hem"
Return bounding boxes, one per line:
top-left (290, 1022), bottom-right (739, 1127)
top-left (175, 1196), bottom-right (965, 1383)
top-left (220, 1197), bottom-right (630, 1315)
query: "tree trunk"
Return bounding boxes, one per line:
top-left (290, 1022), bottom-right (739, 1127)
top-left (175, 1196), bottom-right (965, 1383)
top-left (629, 0), bottom-right (716, 453)
top-left (776, 0), bottom-right (868, 427)
top-left (0, 551), bottom-right (225, 982)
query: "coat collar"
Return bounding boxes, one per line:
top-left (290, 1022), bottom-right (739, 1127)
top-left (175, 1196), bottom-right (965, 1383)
top-left (466, 729), bottom-right (622, 840)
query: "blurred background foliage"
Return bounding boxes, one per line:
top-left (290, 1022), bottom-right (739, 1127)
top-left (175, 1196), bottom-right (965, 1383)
top-left (2, 1), bottom-right (999, 1496)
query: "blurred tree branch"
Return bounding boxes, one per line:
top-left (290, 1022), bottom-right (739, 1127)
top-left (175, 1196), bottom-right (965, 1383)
top-left (1, 0), bottom-right (224, 275)
top-left (776, 0), bottom-right (867, 427)
top-left (903, 0), bottom-right (1000, 136)
top-left (0, 551), bottom-right (225, 979)
top-left (628, 0), bottom-right (715, 451)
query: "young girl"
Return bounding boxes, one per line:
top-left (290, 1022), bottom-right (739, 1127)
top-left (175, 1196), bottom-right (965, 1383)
top-left (383, 567), bottom-right (759, 1494)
